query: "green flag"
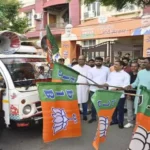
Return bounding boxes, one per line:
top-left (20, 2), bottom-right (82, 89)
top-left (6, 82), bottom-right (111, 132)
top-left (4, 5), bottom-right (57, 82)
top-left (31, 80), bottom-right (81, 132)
top-left (92, 90), bottom-right (122, 150)
top-left (46, 25), bottom-right (59, 55)
top-left (52, 62), bottom-right (80, 83)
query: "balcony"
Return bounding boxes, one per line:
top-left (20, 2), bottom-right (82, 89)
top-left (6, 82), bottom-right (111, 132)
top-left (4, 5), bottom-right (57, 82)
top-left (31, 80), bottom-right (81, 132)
top-left (84, 11), bottom-right (96, 20)
top-left (43, 0), bottom-right (68, 8)
top-left (49, 22), bottom-right (68, 28)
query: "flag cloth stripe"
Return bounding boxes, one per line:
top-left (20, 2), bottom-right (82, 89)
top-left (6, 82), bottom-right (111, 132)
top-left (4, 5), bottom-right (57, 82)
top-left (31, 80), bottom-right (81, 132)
top-left (52, 62), bottom-right (79, 83)
top-left (128, 86), bottom-right (150, 150)
top-left (92, 90), bottom-right (122, 150)
top-left (37, 82), bottom-right (81, 143)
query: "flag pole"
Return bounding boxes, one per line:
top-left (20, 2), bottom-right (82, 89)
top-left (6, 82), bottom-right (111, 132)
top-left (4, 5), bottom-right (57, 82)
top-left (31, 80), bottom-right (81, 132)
top-left (76, 83), bottom-right (140, 96)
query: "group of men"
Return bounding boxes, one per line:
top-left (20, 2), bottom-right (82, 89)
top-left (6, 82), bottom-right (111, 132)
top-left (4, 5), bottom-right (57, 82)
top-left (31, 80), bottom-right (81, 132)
top-left (68, 55), bottom-right (150, 129)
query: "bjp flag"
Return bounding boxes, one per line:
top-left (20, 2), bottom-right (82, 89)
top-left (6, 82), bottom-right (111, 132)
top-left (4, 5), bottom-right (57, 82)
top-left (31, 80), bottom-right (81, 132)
top-left (37, 82), bottom-right (81, 142)
top-left (92, 90), bottom-right (122, 150)
top-left (52, 62), bottom-right (79, 83)
top-left (128, 86), bottom-right (150, 150)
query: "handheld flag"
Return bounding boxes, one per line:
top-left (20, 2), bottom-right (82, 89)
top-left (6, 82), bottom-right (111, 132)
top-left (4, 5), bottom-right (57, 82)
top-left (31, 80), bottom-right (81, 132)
top-left (92, 90), bottom-right (122, 150)
top-left (52, 62), bottom-right (79, 82)
top-left (46, 25), bottom-right (59, 55)
top-left (128, 86), bottom-right (150, 150)
top-left (37, 82), bottom-right (81, 143)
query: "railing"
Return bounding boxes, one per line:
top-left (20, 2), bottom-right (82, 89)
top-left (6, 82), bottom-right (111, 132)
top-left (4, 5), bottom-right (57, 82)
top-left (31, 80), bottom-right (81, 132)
top-left (49, 22), bottom-right (68, 28)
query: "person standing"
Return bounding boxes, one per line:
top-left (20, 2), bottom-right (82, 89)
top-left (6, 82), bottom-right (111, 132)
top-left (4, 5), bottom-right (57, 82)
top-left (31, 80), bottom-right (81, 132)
top-left (104, 56), bottom-right (112, 68)
top-left (138, 57), bottom-right (146, 71)
top-left (58, 58), bottom-right (65, 65)
top-left (103, 61), bottom-right (130, 129)
top-left (72, 55), bottom-right (91, 121)
top-left (88, 59), bottom-right (95, 68)
top-left (122, 57), bottom-right (131, 73)
top-left (124, 62), bottom-right (139, 128)
top-left (126, 57), bottom-right (150, 115)
top-left (88, 57), bottom-right (110, 123)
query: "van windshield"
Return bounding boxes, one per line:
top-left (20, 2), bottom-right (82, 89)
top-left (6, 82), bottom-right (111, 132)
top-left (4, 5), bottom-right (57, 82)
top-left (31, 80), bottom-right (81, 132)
top-left (2, 58), bottom-right (52, 87)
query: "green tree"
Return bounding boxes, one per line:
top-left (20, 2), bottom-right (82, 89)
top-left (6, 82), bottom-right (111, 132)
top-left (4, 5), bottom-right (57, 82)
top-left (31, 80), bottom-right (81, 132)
top-left (82, 0), bottom-right (150, 10)
top-left (0, 0), bottom-right (29, 33)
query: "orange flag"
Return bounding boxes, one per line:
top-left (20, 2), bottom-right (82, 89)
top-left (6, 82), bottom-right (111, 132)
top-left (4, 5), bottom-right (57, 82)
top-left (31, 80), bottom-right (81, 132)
top-left (37, 82), bottom-right (81, 142)
top-left (92, 90), bottom-right (122, 150)
top-left (128, 86), bottom-right (150, 150)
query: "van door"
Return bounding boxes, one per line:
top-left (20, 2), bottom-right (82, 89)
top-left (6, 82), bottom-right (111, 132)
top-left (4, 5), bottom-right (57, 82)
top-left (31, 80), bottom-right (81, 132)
top-left (0, 71), bottom-right (10, 127)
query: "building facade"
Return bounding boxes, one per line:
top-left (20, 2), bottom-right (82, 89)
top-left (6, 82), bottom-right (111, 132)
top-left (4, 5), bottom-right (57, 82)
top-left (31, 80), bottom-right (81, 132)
top-left (60, 2), bottom-right (150, 64)
top-left (19, 0), bottom-right (80, 49)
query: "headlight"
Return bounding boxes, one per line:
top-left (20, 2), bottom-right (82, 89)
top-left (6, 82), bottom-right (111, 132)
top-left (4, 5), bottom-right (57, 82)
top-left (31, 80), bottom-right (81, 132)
top-left (23, 105), bottom-right (31, 115)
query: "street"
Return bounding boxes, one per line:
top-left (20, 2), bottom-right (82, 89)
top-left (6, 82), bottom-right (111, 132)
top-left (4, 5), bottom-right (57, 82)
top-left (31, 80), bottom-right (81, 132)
top-left (0, 119), bottom-right (133, 150)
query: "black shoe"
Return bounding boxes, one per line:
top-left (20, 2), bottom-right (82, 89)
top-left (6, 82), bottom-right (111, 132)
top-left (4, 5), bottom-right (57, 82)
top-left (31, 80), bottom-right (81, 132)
top-left (83, 116), bottom-right (87, 121)
top-left (118, 123), bottom-right (124, 129)
top-left (110, 121), bottom-right (118, 126)
top-left (88, 118), bottom-right (96, 123)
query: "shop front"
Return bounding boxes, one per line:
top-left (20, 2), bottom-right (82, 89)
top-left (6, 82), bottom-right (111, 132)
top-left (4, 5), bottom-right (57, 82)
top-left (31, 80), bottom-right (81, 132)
top-left (61, 14), bottom-right (150, 64)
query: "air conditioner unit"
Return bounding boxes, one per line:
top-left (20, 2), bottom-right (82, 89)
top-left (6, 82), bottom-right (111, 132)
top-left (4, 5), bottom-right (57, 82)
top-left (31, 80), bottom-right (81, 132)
top-left (89, 11), bottom-right (96, 18)
top-left (34, 13), bottom-right (42, 20)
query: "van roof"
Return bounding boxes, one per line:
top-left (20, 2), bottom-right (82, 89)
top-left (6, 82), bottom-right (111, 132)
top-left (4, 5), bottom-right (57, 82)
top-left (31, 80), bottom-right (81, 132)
top-left (0, 54), bottom-right (46, 59)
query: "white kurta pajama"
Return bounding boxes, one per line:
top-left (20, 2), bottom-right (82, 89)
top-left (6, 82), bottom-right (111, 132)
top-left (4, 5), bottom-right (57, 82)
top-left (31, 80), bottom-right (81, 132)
top-left (72, 64), bottom-right (91, 104)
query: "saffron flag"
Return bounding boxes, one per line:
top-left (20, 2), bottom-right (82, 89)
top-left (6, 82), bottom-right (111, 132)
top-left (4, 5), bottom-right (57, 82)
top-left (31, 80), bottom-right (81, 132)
top-left (37, 82), bottom-right (81, 143)
top-left (92, 90), bottom-right (122, 150)
top-left (128, 86), bottom-right (150, 150)
top-left (46, 25), bottom-right (59, 55)
top-left (52, 62), bottom-right (79, 82)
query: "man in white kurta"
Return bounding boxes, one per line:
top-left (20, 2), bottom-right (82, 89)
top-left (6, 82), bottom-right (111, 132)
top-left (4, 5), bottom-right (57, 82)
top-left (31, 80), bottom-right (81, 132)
top-left (72, 55), bottom-right (91, 120)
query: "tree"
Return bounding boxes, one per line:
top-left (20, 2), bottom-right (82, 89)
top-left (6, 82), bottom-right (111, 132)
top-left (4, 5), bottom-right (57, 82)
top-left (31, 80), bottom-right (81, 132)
top-left (0, 0), bottom-right (29, 34)
top-left (83, 0), bottom-right (150, 10)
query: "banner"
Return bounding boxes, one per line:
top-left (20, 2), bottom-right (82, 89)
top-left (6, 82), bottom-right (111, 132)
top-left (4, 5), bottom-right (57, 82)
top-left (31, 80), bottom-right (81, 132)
top-left (128, 86), bottom-right (150, 150)
top-left (37, 82), bottom-right (81, 142)
top-left (92, 90), bottom-right (122, 150)
top-left (52, 62), bottom-right (79, 82)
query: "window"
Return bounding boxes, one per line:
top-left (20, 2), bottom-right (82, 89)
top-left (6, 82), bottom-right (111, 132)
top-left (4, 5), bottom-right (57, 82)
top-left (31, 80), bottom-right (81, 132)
top-left (2, 58), bottom-right (51, 87)
top-left (83, 40), bottom-right (96, 47)
top-left (118, 4), bottom-right (137, 13)
top-left (26, 12), bottom-right (32, 26)
top-left (84, 1), bottom-right (100, 19)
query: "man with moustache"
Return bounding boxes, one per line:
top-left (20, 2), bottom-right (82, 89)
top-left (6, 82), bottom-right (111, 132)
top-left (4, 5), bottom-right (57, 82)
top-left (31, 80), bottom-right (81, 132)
top-left (88, 57), bottom-right (110, 123)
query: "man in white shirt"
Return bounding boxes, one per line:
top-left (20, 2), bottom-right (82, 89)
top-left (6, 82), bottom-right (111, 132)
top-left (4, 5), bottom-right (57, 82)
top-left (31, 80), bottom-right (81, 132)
top-left (103, 61), bottom-right (130, 129)
top-left (72, 55), bottom-right (91, 121)
top-left (88, 57), bottom-right (110, 123)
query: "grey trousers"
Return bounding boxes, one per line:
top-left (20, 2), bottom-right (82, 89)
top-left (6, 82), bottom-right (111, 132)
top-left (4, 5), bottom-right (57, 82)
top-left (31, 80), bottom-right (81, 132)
top-left (126, 96), bottom-right (134, 123)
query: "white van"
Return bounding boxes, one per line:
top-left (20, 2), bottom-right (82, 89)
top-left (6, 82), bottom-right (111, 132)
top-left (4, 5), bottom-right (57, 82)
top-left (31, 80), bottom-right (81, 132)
top-left (0, 32), bottom-right (51, 129)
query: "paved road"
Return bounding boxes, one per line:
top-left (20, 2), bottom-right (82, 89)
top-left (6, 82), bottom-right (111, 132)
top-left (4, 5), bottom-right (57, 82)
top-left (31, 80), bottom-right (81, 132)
top-left (0, 120), bottom-right (133, 150)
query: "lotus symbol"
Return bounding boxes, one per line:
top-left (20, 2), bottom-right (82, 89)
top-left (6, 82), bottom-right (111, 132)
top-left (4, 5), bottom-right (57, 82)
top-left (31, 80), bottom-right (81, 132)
top-left (52, 108), bottom-right (77, 134)
top-left (44, 89), bottom-right (55, 99)
top-left (128, 126), bottom-right (150, 150)
top-left (99, 117), bottom-right (109, 137)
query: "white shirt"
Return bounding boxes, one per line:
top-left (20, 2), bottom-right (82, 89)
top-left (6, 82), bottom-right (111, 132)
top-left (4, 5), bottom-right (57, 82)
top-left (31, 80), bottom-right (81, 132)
top-left (106, 70), bottom-right (130, 98)
top-left (88, 66), bottom-right (110, 92)
top-left (72, 64), bottom-right (91, 83)
top-left (72, 64), bottom-right (91, 104)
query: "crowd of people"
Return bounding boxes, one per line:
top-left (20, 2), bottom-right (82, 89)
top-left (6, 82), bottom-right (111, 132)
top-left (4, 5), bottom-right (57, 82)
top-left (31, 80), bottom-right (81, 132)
top-left (57, 53), bottom-right (150, 129)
